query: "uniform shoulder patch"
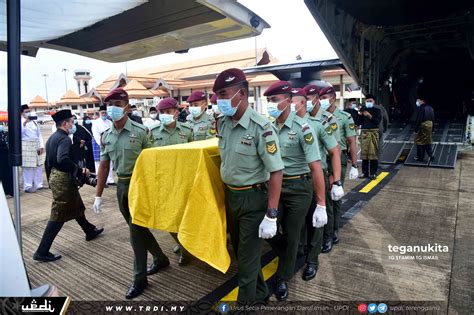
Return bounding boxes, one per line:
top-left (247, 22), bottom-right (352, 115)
top-left (325, 126), bottom-right (333, 135)
top-left (251, 112), bottom-right (270, 129)
top-left (349, 123), bottom-right (356, 130)
top-left (262, 130), bottom-right (273, 138)
top-left (304, 132), bottom-right (315, 144)
top-left (266, 140), bottom-right (277, 154)
top-left (330, 122), bottom-right (338, 130)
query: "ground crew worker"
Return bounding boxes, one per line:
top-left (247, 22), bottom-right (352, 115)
top-left (150, 97), bottom-right (193, 147)
top-left (264, 83), bottom-right (327, 300)
top-left (319, 84), bottom-right (359, 253)
top-left (187, 90), bottom-right (216, 140)
top-left (213, 68), bottom-right (284, 305)
top-left (355, 95), bottom-right (382, 179)
top-left (300, 84), bottom-right (343, 280)
top-left (414, 91), bottom-right (435, 161)
top-left (151, 97), bottom-right (193, 265)
top-left (93, 88), bottom-right (169, 299)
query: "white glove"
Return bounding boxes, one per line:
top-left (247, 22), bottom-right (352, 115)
top-left (312, 204), bottom-right (328, 228)
top-left (93, 197), bottom-right (103, 214)
top-left (331, 184), bottom-right (344, 201)
top-left (349, 166), bottom-right (359, 180)
top-left (258, 216), bottom-right (277, 239)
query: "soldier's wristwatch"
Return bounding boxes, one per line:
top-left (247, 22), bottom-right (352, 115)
top-left (333, 180), bottom-right (342, 186)
top-left (266, 208), bottom-right (278, 219)
top-left (352, 164), bottom-right (358, 168)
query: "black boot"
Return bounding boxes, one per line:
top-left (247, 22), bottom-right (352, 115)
top-left (274, 278), bottom-right (288, 301)
top-left (33, 221), bottom-right (63, 262)
top-left (333, 230), bottom-right (340, 244)
top-left (302, 264), bottom-right (318, 281)
top-left (125, 278), bottom-right (148, 299)
top-left (321, 239), bottom-right (333, 253)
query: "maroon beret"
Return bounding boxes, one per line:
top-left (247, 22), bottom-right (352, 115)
top-left (213, 68), bottom-right (247, 92)
top-left (291, 88), bottom-right (307, 98)
top-left (104, 87), bottom-right (129, 102)
top-left (319, 85), bottom-right (336, 97)
top-left (303, 84), bottom-right (320, 96)
top-left (210, 94), bottom-right (217, 105)
top-left (157, 97), bottom-right (178, 110)
top-left (187, 91), bottom-right (206, 103)
top-left (263, 81), bottom-right (292, 96)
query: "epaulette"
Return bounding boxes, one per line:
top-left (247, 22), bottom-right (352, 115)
top-left (130, 120), bottom-right (147, 131)
top-left (150, 124), bottom-right (161, 132)
top-left (180, 122), bottom-right (193, 130)
top-left (250, 112), bottom-right (270, 129)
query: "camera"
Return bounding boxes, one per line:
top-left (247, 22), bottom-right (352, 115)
top-left (75, 170), bottom-right (97, 187)
top-left (84, 173), bottom-right (98, 187)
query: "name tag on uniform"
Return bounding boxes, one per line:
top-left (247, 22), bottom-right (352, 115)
top-left (179, 133), bottom-right (187, 139)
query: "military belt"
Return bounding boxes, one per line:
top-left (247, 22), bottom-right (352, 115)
top-left (226, 182), bottom-right (266, 192)
top-left (282, 173), bottom-right (311, 181)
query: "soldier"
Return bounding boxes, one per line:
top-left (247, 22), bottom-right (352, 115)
top-left (264, 82), bottom-right (327, 300)
top-left (186, 90), bottom-right (216, 140)
top-left (319, 84), bottom-right (359, 253)
top-left (213, 68), bottom-right (284, 305)
top-left (150, 97), bottom-right (193, 265)
top-left (299, 85), bottom-right (343, 280)
top-left (355, 95), bottom-right (382, 179)
top-left (414, 90), bottom-right (435, 161)
top-left (93, 88), bottom-right (169, 299)
top-left (150, 97), bottom-right (193, 147)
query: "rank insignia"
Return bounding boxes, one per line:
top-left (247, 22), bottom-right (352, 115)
top-left (349, 123), bottom-right (356, 130)
top-left (210, 129), bottom-right (216, 135)
top-left (325, 126), bottom-right (333, 135)
top-left (266, 141), bottom-right (277, 154)
top-left (304, 133), bottom-right (314, 144)
top-left (331, 122), bottom-right (338, 130)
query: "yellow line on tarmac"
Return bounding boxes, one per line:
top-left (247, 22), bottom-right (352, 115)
top-left (221, 257), bottom-right (279, 302)
top-left (359, 172), bottom-right (389, 193)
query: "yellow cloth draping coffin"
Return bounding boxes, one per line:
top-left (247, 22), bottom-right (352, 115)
top-left (128, 138), bottom-right (230, 273)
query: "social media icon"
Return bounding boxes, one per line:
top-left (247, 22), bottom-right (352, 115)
top-left (378, 303), bottom-right (388, 313)
top-left (218, 303), bottom-right (229, 314)
top-left (358, 303), bottom-right (368, 313)
top-left (368, 303), bottom-right (378, 313)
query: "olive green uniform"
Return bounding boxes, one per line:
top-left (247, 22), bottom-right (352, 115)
top-left (150, 121), bottom-right (193, 147)
top-left (267, 111), bottom-right (321, 281)
top-left (218, 106), bottom-right (284, 304)
top-left (303, 109), bottom-right (339, 267)
top-left (325, 107), bottom-right (357, 242)
top-left (188, 111), bottom-right (216, 141)
top-left (100, 118), bottom-right (168, 284)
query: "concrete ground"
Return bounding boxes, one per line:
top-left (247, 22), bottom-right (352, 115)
top-left (6, 125), bottom-right (474, 314)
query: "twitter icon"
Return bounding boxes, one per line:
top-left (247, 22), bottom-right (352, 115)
top-left (368, 303), bottom-right (378, 313)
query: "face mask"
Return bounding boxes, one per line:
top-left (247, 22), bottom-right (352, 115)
top-left (290, 103), bottom-right (296, 112)
top-left (149, 113), bottom-right (157, 119)
top-left (25, 112), bottom-right (31, 117)
top-left (100, 115), bottom-right (108, 121)
top-left (306, 101), bottom-right (314, 113)
top-left (84, 119), bottom-right (91, 124)
top-left (132, 110), bottom-right (139, 116)
top-left (69, 124), bottom-right (77, 135)
top-left (416, 100), bottom-right (421, 107)
top-left (366, 101), bottom-right (374, 109)
top-left (217, 90), bottom-right (241, 117)
top-left (160, 113), bottom-right (175, 126)
top-left (107, 106), bottom-right (124, 121)
top-left (189, 106), bottom-right (203, 117)
top-left (351, 103), bottom-right (358, 110)
top-left (211, 105), bottom-right (220, 114)
top-left (320, 98), bottom-right (331, 111)
top-left (0, 125), bottom-right (4, 132)
top-left (266, 102), bottom-right (283, 118)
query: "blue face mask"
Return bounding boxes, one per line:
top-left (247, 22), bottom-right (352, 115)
top-left (101, 115), bottom-right (108, 121)
top-left (306, 101), bottom-right (314, 113)
top-left (320, 98), bottom-right (331, 111)
top-left (69, 124), bottom-right (77, 135)
top-left (267, 102), bottom-right (283, 118)
top-left (416, 100), bottom-right (421, 107)
top-left (107, 106), bottom-right (124, 121)
top-left (217, 90), bottom-right (241, 117)
top-left (290, 103), bottom-right (296, 112)
top-left (189, 106), bottom-right (203, 118)
top-left (160, 113), bottom-right (175, 126)
top-left (351, 103), bottom-right (358, 110)
top-left (366, 101), bottom-right (374, 109)
top-left (84, 119), bottom-right (91, 124)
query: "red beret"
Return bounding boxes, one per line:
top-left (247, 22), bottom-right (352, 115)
top-left (187, 91), bottom-right (206, 103)
top-left (104, 87), bottom-right (129, 102)
top-left (157, 97), bottom-right (178, 110)
top-left (303, 84), bottom-right (320, 96)
top-left (264, 81), bottom-right (292, 96)
top-left (319, 85), bottom-right (336, 97)
top-left (210, 94), bottom-right (217, 105)
top-left (213, 68), bottom-right (247, 92)
top-left (291, 88), bottom-right (306, 98)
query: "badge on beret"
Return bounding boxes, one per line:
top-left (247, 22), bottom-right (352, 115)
top-left (304, 133), bottom-right (314, 144)
top-left (331, 122), bottom-right (338, 130)
top-left (263, 130), bottom-right (273, 137)
top-left (349, 123), bottom-right (356, 130)
top-left (266, 141), bottom-right (277, 154)
top-left (225, 76), bottom-right (235, 82)
top-left (325, 126), bottom-right (333, 135)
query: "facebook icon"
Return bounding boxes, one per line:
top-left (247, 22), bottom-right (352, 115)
top-left (219, 303), bottom-right (229, 314)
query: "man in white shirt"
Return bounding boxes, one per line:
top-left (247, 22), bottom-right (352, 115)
top-left (91, 105), bottom-right (115, 185)
top-left (20, 104), bottom-right (45, 192)
top-left (143, 106), bottom-right (161, 129)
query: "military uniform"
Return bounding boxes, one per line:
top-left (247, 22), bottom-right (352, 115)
top-left (268, 111), bottom-right (320, 283)
top-left (219, 105), bottom-right (284, 303)
top-left (150, 121), bottom-right (193, 147)
top-left (188, 111), bottom-right (215, 141)
top-left (303, 107), bottom-right (338, 269)
top-left (101, 118), bottom-right (168, 284)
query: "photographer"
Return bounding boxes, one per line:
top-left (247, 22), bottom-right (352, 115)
top-left (71, 116), bottom-right (95, 173)
top-left (33, 110), bottom-right (103, 262)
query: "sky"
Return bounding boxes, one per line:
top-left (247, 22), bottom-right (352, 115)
top-left (0, 0), bottom-right (337, 110)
